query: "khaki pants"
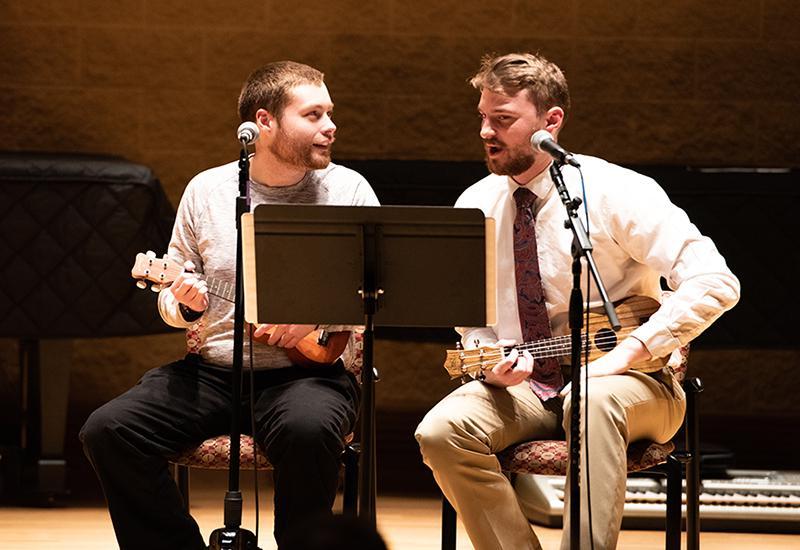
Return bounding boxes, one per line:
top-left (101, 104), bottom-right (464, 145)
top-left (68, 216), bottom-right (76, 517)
top-left (415, 370), bottom-right (685, 550)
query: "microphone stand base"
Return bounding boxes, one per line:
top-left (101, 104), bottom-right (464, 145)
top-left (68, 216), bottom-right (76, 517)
top-left (208, 527), bottom-right (260, 550)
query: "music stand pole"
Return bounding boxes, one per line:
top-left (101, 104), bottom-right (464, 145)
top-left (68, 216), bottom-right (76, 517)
top-left (549, 161), bottom-right (619, 549)
top-left (208, 146), bottom-right (259, 550)
top-left (357, 224), bottom-right (380, 525)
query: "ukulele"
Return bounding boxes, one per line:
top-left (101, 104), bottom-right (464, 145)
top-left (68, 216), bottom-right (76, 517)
top-left (443, 295), bottom-right (667, 379)
top-left (131, 251), bottom-right (350, 367)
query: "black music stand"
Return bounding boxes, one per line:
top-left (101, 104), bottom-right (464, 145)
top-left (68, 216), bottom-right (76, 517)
top-left (241, 204), bottom-right (495, 526)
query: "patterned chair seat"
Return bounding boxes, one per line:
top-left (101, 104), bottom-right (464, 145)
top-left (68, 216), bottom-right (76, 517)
top-left (171, 434), bottom-right (270, 470)
top-left (170, 432), bottom-right (356, 470)
top-left (498, 438), bottom-right (675, 477)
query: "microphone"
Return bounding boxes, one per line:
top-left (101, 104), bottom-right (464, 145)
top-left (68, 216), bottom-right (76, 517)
top-left (236, 121), bottom-right (259, 145)
top-left (531, 130), bottom-right (580, 168)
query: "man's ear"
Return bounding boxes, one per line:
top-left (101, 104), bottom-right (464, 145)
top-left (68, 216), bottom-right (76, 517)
top-left (255, 108), bottom-right (274, 132)
top-left (544, 106), bottom-right (565, 137)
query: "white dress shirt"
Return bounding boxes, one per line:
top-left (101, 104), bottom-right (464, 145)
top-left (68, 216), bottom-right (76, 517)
top-left (456, 155), bottom-right (740, 361)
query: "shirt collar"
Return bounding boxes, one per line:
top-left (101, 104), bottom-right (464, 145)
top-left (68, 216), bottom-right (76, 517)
top-left (505, 162), bottom-right (554, 200)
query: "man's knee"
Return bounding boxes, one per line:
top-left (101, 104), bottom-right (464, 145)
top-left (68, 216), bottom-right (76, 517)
top-left (79, 404), bottom-right (115, 453)
top-left (414, 410), bottom-right (460, 466)
top-left (562, 378), bottom-right (625, 432)
top-left (265, 412), bottom-right (344, 462)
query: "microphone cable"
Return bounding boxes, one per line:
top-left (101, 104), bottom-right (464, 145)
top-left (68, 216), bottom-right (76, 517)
top-left (578, 165), bottom-right (596, 550)
top-left (247, 326), bottom-right (260, 545)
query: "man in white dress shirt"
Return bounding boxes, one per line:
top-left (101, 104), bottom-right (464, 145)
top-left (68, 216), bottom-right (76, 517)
top-left (415, 52), bottom-right (740, 550)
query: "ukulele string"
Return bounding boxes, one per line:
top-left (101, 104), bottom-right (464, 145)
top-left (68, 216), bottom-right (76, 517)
top-left (456, 325), bottom-right (642, 371)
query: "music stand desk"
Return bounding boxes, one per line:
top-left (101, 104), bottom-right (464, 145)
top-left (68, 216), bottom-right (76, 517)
top-left (242, 204), bottom-right (495, 523)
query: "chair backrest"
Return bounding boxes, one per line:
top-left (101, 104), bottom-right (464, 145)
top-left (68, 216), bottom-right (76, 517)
top-left (667, 344), bottom-right (690, 385)
top-left (342, 328), bottom-right (364, 378)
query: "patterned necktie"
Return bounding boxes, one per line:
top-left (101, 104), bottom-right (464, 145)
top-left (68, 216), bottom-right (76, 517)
top-left (513, 187), bottom-right (563, 400)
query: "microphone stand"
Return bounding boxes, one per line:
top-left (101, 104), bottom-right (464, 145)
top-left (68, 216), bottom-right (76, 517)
top-left (208, 144), bottom-right (260, 550)
top-left (549, 161), bottom-right (620, 550)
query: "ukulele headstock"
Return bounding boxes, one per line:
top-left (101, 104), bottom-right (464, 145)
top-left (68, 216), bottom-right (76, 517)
top-left (443, 344), bottom-right (504, 379)
top-left (131, 251), bottom-right (180, 292)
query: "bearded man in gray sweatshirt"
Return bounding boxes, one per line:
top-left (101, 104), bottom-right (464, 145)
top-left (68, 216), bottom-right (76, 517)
top-left (81, 61), bottom-right (379, 550)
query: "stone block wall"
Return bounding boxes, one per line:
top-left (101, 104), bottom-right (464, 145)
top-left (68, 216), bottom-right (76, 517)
top-left (1, 1), bottom-right (798, 204)
top-left (1, 0), bottom-right (798, 478)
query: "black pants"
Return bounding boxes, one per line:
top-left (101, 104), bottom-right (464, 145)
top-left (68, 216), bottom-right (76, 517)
top-left (80, 355), bottom-right (360, 550)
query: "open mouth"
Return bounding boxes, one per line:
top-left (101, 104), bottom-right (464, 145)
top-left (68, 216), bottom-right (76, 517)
top-left (486, 144), bottom-right (503, 157)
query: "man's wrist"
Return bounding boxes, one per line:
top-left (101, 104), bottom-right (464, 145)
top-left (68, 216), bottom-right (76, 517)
top-left (619, 336), bottom-right (651, 364)
top-left (179, 302), bottom-right (204, 322)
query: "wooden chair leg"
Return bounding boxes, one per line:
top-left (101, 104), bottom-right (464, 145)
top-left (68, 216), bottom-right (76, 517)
top-left (343, 443), bottom-right (360, 517)
top-left (441, 494), bottom-right (457, 550)
top-left (665, 455), bottom-right (682, 550)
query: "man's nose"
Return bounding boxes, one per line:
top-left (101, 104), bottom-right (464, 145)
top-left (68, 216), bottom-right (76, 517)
top-left (323, 115), bottom-right (336, 136)
top-left (479, 120), bottom-right (495, 140)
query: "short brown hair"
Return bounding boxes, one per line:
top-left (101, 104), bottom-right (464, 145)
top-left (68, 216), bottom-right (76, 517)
top-left (470, 53), bottom-right (570, 120)
top-left (238, 61), bottom-right (324, 122)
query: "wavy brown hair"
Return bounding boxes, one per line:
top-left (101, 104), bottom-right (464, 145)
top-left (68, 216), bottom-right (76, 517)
top-left (470, 53), bottom-right (570, 121)
top-left (238, 61), bottom-right (324, 122)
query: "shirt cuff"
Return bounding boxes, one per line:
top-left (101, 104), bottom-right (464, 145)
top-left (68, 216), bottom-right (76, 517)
top-left (458, 327), bottom-right (498, 349)
top-left (179, 303), bottom-right (204, 322)
top-left (630, 321), bottom-right (682, 361)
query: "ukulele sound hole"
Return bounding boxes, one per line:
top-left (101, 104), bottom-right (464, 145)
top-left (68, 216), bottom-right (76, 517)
top-left (594, 328), bottom-right (617, 352)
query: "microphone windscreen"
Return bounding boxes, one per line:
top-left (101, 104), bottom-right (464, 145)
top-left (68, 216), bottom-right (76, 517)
top-left (530, 129), bottom-right (553, 149)
top-left (237, 121), bottom-right (259, 145)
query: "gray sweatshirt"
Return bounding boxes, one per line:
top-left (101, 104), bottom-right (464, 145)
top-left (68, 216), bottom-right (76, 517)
top-left (158, 160), bottom-right (380, 369)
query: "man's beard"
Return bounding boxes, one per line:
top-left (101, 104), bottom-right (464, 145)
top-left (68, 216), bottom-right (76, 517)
top-left (269, 126), bottom-right (331, 170)
top-left (484, 141), bottom-right (535, 176)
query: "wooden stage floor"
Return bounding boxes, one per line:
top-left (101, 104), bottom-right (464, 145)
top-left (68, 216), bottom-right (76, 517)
top-left (2, 471), bottom-right (798, 549)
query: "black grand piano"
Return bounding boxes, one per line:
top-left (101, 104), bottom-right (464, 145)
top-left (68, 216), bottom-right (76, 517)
top-left (0, 152), bottom-right (174, 503)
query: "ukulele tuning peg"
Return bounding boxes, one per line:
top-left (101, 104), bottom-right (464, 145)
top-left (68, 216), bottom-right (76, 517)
top-left (146, 250), bottom-right (156, 258)
top-left (135, 280), bottom-right (147, 290)
top-left (456, 341), bottom-right (463, 350)
top-left (150, 284), bottom-right (162, 293)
